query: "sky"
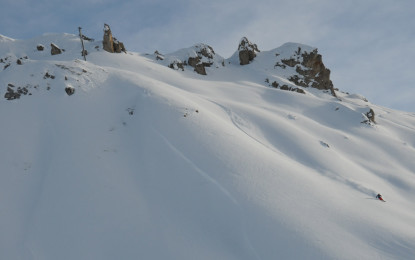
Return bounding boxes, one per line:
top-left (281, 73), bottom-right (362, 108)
top-left (1, 0), bottom-right (414, 112)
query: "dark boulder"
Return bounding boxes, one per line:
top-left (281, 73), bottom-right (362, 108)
top-left (65, 87), bottom-right (75, 96)
top-left (51, 43), bottom-right (62, 55)
top-left (366, 108), bottom-right (376, 124)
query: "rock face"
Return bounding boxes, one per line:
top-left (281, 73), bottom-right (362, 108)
top-left (276, 45), bottom-right (336, 96)
top-left (297, 49), bottom-right (335, 96)
top-left (238, 37), bottom-right (260, 65)
top-left (158, 38), bottom-right (335, 96)
top-left (51, 43), bottom-right (62, 55)
top-left (103, 24), bottom-right (126, 53)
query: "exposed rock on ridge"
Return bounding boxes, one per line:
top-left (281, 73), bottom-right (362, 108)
top-left (238, 37), bottom-right (260, 65)
top-left (154, 39), bottom-right (335, 96)
top-left (162, 44), bottom-right (224, 75)
top-left (103, 24), bottom-right (126, 53)
top-left (274, 44), bottom-right (336, 96)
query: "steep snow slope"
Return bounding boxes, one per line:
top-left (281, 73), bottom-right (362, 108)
top-left (1, 34), bottom-right (414, 260)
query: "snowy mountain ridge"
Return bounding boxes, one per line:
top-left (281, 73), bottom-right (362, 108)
top-left (0, 33), bottom-right (414, 260)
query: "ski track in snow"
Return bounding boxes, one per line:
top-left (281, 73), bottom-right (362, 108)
top-left (208, 99), bottom-right (285, 157)
top-left (154, 128), bottom-right (239, 205)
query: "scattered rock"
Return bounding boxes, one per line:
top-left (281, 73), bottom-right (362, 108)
top-left (271, 81), bottom-right (305, 94)
top-left (44, 72), bottom-right (55, 79)
top-left (37, 44), bottom-right (44, 51)
top-left (51, 43), bottom-right (62, 55)
top-left (361, 108), bottom-right (376, 125)
top-left (127, 108), bottom-right (134, 115)
top-left (366, 108), bottom-right (376, 123)
top-left (320, 141), bottom-right (330, 148)
top-left (81, 35), bottom-right (94, 42)
top-left (154, 50), bottom-right (164, 61)
top-left (168, 61), bottom-right (185, 71)
top-left (16, 59), bottom-right (22, 65)
top-left (65, 87), bottom-right (75, 96)
top-left (4, 83), bottom-right (30, 100)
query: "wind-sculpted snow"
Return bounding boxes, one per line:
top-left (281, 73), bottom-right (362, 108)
top-left (0, 33), bottom-right (415, 260)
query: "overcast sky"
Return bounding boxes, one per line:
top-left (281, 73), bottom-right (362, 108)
top-left (1, 0), bottom-right (414, 112)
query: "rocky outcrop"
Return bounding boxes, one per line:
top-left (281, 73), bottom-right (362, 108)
top-left (164, 44), bottom-right (224, 75)
top-left (103, 24), bottom-right (126, 53)
top-left (297, 49), bottom-right (335, 96)
top-left (238, 37), bottom-right (260, 65)
top-left (103, 24), bottom-right (114, 53)
top-left (278, 46), bottom-right (336, 96)
top-left (37, 44), bottom-right (44, 51)
top-left (51, 43), bottom-right (62, 55)
top-left (362, 108), bottom-right (376, 124)
top-left (184, 44), bottom-right (218, 75)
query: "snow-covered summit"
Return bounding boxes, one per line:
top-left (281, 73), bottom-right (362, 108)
top-left (1, 32), bottom-right (415, 260)
top-left (151, 37), bottom-right (335, 97)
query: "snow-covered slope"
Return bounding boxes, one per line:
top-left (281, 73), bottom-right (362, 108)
top-left (1, 33), bottom-right (414, 260)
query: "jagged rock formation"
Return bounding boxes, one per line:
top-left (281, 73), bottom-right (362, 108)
top-left (102, 24), bottom-right (114, 53)
top-left (103, 24), bottom-right (126, 53)
top-left (51, 43), bottom-right (62, 55)
top-left (163, 44), bottom-right (224, 75)
top-left (238, 37), bottom-right (260, 65)
top-left (275, 45), bottom-right (336, 96)
top-left (186, 44), bottom-right (217, 75)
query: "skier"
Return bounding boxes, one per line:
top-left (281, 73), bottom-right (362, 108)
top-left (376, 193), bottom-right (385, 202)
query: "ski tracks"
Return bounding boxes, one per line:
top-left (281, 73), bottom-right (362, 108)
top-left (207, 100), bottom-right (284, 157)
top-left (153, 128), bottom-right (238, 205)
